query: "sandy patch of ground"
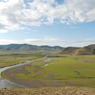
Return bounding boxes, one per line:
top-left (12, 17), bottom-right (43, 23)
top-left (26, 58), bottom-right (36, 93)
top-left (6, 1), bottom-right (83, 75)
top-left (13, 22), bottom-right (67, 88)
top-left (0, 87), bottom-right (95, 95)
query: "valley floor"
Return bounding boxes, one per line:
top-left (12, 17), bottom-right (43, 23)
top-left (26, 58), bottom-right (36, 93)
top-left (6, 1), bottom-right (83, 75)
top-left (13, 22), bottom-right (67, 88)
top-left (2, 55), bottom-right (95, 88)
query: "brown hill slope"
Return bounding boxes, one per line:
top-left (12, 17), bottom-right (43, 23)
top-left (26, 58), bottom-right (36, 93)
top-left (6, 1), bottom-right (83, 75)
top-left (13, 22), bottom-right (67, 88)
top-left (60, 47), bottom-right (80, 54)
top-left (60, 44), bottom-right (95, 55)
top-left (0, 87), bottom-right (95, 95)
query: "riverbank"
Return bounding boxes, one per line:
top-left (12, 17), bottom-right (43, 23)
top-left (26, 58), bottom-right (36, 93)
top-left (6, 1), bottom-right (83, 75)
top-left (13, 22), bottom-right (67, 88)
top-left (0, 61), bottom-right (33, 89)
top-left (2, 55), bottom-right (95, 88)
top-left (2, 64), bottom-right (66, 88)
top-left (0, 87), bottom-right (95, 95)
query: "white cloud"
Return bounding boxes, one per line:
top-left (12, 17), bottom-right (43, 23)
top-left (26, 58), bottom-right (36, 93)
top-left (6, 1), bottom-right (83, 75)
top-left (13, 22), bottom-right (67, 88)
top-left (0, 39), bottom-right (16, 44)
top-left (0, 38), bottom-right (95, 47)
top-left (0, 29), bottom-right (8, 33)
top-left (0, 0), bottom-right (95, 32)
top-left (0, 0), bottom-right (25, 32)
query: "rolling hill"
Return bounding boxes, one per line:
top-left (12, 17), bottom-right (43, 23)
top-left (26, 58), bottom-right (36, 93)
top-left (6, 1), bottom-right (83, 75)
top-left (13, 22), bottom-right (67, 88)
top-left (60, 44), bottom-right (95, 55)
top-left (0, 44), bottom-right (64, 51)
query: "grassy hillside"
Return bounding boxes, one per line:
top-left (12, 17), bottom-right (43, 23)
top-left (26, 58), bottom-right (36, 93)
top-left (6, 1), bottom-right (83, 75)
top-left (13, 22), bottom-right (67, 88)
top-left (60, 47), bottom-right (80, 54)
top-left (0, 44), bottom-right (64, 51)
top-left (60, 44), bottom-right (95, 55)
top-left (2, 55), bottom-right (95, 88)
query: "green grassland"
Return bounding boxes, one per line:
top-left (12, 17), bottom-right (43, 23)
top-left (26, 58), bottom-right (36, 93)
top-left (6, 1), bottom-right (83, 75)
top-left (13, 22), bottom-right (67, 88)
top-left (0, 51), bottom-right (45, 68)
top-left (14, 55), bottom-right (95, 87)
top-left (1, 51), bottom-right (95, 87)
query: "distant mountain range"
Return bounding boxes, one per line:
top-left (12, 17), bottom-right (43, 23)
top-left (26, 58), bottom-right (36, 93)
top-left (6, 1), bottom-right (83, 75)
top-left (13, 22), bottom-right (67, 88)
top-left (60, 44), bottom-right (95, 55)
top-left (1, 44), bottom-right (95, 55)
top-left (0, 44), bottom-right (64, 51)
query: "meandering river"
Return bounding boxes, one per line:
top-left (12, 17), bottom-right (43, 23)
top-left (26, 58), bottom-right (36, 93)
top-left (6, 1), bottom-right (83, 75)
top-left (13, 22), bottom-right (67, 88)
top-left (0, 58), bottom-right (51, 89)
top-left (0, 61), bottom-right (33, 89)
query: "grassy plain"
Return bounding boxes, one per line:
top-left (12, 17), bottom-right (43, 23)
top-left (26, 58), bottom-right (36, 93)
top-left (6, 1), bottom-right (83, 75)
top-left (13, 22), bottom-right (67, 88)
top-left (0, 51), bottom-right (45, 68)
top-left (2, 54), bottom-right (95, 88)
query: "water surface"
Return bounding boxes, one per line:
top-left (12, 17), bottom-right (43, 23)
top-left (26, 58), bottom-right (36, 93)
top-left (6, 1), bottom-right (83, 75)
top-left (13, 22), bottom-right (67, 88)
top-left (0, 61), bottom-right (33, 89)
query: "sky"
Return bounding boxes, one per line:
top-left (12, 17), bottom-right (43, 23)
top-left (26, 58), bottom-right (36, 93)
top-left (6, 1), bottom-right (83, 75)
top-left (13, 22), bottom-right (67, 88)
top-left (0, 0), bottom-right (95, 47)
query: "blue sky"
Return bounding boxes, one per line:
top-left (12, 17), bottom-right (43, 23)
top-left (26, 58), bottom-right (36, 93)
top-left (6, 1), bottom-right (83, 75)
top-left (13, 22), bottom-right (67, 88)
top-left (0, 0), bottom-right (95, 47)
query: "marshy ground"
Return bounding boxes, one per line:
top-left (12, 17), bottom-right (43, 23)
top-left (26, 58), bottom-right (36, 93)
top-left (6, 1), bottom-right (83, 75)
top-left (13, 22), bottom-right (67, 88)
top-left (2, 55), bottom-right (95, 88)
top-left (1, 51), bottom-right (95, 95)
